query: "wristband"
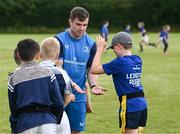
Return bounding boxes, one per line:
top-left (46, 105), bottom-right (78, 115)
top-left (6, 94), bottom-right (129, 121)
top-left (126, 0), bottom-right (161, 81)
top-left (91, 85), bottom-right (97, 89)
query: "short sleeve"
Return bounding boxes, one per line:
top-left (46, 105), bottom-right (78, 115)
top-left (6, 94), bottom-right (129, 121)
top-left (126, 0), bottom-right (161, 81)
top-left (87, 43), bottom-right (97, 68)
top-left (102, 57), bottom-right (123, 75)
top-left (54, 36), bottom-right (63, 59)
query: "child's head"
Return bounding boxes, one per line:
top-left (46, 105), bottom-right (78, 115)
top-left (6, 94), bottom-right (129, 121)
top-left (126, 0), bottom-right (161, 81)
top-left (106, 32), bottom-right (133, 55)
top-left (17, 39), bottom-right (40, 62)
top-left (126, 24), bottom-right (131, 30)
top-left (163, 25), bottom-right (171, 32)
top-left (138, 22), bottom-right (144, 28)
top-left (103, 20), bottom-right (109, 27)
top-left (14, 47), bottom-right (21, 66)
top-left (40, 37), bottom-right (60, 60)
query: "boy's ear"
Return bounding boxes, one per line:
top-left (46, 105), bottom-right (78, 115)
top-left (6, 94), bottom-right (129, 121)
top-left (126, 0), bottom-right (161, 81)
top-left (55, 51), bottom-right (60, 59)
top-left (35, 52), bottom-right (40, 60)
top-left (118, 43), bottom-right (124, 49)
top-left (17, 52), bottom-right (22, 60)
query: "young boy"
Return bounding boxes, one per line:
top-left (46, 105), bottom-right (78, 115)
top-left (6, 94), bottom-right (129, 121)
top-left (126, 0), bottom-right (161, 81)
top-left (100, 20), bottom-right (109, 42)
top-left (138, 22), bottom-right (149, 52)
top-left (91, 32), bottom-right (148, 134)
top-left (8, 39), bottom-right (64, 133)
top-left (138, 22), bottom-right (156, 52)
top-left (156, 25), bottom-right (171, 55)
top-left (39, 37), bottom-right (85, 134)
top-left (13, 47), bottom-right (21, 67)
top-left (124, 24), bottom-right (131, 34)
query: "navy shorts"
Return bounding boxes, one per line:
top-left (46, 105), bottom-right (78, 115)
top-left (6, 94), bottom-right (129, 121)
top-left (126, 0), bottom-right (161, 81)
top-left (119, 109), bottom-right (147, 129)
top-left (65, 102), bottom-right (86, 132)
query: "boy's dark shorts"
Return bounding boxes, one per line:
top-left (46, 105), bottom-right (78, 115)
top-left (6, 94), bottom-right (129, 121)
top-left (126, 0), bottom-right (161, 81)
top-left (119, 109), bottom-right (147, 129)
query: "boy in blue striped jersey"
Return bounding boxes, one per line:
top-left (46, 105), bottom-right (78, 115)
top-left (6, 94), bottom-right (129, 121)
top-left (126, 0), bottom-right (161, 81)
top-left (8, 39), bottom-right (64, 133)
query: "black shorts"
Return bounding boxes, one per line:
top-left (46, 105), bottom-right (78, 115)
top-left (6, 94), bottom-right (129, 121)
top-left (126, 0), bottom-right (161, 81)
top-left (119, 109), bottom-right (147, 129)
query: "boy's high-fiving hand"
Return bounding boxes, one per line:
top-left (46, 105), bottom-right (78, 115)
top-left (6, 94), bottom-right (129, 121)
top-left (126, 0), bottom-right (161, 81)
top-left (96, 36), bottom-right (107, 50)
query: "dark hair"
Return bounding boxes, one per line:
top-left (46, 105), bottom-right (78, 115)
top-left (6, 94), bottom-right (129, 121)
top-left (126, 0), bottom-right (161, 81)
top-left (13, 47), bottom-right (21, 65)
top-left (17, 39), bottom-right (40, 61)
top-left (70, 6), bottom-right (89, 21)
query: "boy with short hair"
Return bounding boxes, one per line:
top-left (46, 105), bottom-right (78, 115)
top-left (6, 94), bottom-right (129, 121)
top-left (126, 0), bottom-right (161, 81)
top-left (39, 37), bottom-right (85, 134)
top-left (156, 25), bottom-right (170, 55)
top-left (100, 20), bottom-right (109, 42)
top-left (91, 32), bottom-right (148, 134)
top-left (8, 39), bottom-right (64, 133)
top-left (13, 47), bottom-right (21, 66)
top-left (138, 22), bottom-right (149, 52)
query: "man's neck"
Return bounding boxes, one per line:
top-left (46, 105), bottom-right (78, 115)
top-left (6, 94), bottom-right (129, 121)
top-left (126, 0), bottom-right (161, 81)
top-left (68, 29), bottom-right (82, 39)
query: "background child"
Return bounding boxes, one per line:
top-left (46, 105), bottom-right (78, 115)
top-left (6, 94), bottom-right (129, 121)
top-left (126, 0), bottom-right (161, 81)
top-left (156, 25), bottom-right (171, 55)
top-left (91, 32), bottom-right (148, 134)
top-left (8, 38), bottom-right (64, 133)
top-left (100, 20), bottom-right (109, 42)
top-left (138, 22), bottom-right (149, 52)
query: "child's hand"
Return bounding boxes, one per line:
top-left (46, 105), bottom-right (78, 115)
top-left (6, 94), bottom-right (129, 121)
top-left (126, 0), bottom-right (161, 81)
top-left (71, 82), bottom-right (86, 94)
top-left (64, 94), bottom-right (75, 107)
top-left (96, 36), bottom-right (107, 50)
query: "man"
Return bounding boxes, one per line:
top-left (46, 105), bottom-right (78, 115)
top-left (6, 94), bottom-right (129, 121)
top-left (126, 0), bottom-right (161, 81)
top-left (55, 7), bottom-right (106, 134)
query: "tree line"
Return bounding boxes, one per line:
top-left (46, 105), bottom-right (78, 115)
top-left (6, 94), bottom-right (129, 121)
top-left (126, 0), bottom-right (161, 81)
top-left (0, 0), bottom-right (180, 32)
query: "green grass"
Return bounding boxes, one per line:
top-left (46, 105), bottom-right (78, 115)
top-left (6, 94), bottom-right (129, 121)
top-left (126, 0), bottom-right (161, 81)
top-left (0, 33), bottom-right (180, 133)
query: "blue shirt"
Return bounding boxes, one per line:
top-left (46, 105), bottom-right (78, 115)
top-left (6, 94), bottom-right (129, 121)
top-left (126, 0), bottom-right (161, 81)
top-left (8, 61), bottom-right (64, 133)
top-left (55, 30), bottom-right (96, 102)
top-left (139, 27), bottom-right (146, 36)
top-left (160, 30), bottom-right (168, 42)
top-left (102, 55), bottom-right (147, 112)
top-left (124, 29), bottom-right (131, 34)
top-left (100, 25), bottom-right (109, 41)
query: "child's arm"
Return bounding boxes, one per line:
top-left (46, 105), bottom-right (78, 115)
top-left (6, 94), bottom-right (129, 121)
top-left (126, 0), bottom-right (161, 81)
top-left (71, 80), bottom-right (86, 94)
top-left (64, 93), bottom-right (75, 107)
top-left (8, 74), bottom-right (18, 133)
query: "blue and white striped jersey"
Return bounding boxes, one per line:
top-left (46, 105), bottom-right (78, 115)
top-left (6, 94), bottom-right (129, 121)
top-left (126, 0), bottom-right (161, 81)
top-left (8, 61), bottom-right (64, 133)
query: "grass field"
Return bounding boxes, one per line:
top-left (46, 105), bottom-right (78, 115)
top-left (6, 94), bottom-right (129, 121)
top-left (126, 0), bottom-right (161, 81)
top-left (0, 33), bottom-right (180, 133)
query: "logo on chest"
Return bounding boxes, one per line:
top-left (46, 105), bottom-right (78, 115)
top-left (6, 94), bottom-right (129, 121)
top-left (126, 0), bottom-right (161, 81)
top-left (64, 44), bottom-right (69, 48)
top-left (82, 46), bottom-right (89, 53)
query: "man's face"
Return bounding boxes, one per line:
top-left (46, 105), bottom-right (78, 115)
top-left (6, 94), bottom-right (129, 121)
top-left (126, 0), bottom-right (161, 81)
top-left (69, 18), bottom-right (89, 38)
